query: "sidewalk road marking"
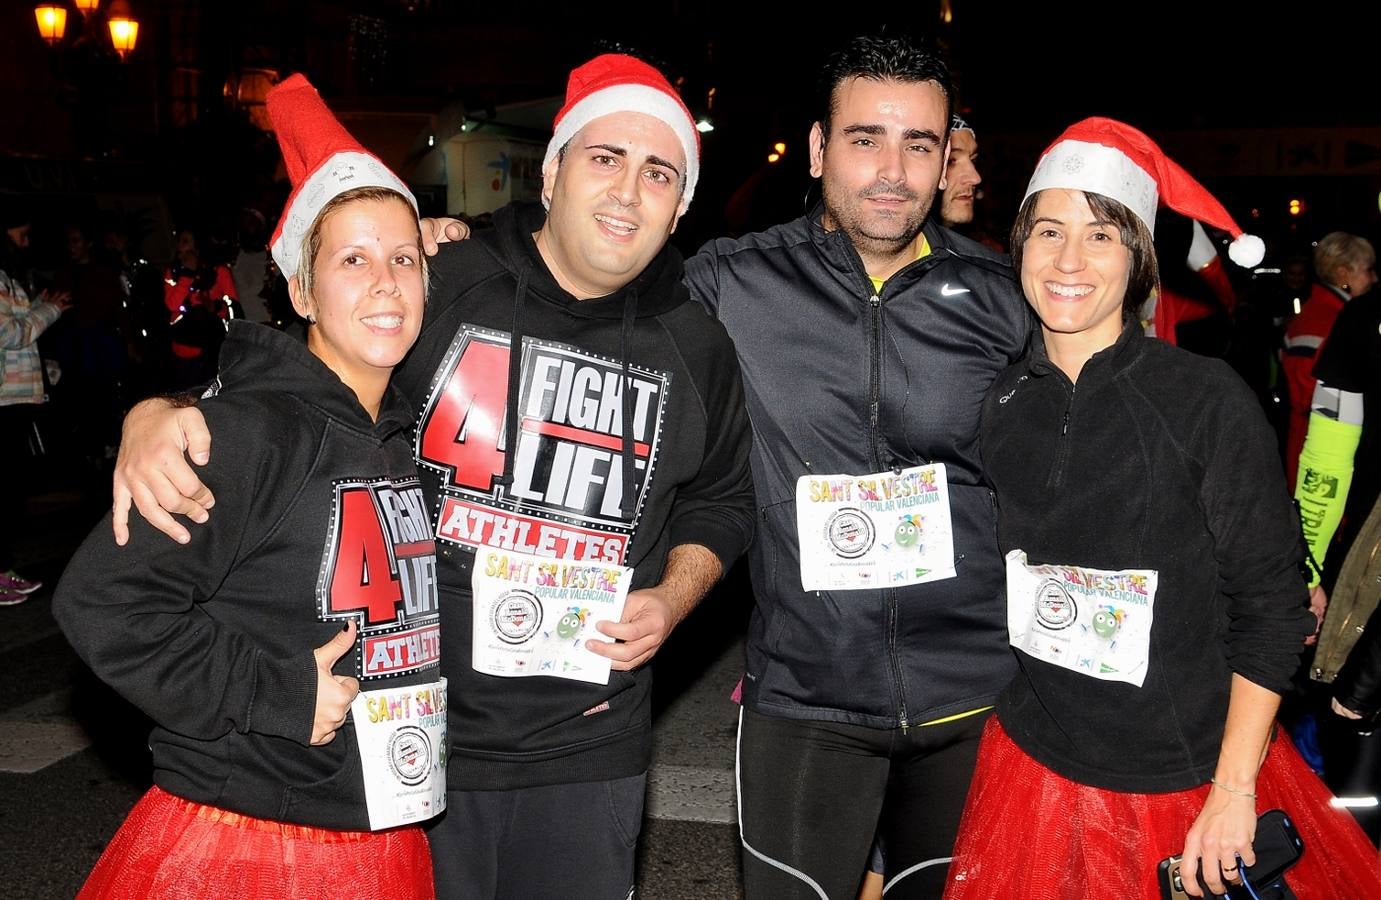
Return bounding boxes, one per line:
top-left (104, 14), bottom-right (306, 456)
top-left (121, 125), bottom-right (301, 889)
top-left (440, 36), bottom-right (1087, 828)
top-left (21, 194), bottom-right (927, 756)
top-left (0, 720), bottom-right (92, 774)
top-left (0, 690), bottom-right (92, 774)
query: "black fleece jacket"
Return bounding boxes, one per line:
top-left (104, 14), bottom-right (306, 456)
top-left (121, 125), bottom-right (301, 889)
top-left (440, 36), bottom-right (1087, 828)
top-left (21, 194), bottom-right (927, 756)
top-left (982, 323), bottom-right (1313, 792)
top-left (394, 201), bottom-right (755, 790)
top-left (55, 322), bottom-right (441, 830)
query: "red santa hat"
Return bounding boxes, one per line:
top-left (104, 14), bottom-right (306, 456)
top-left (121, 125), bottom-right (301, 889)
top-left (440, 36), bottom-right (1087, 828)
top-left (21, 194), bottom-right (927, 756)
top-left (1022, 117), bottom-right (1264, 268)
top-left (267, 73), bottom-right (417, 280)
top-left (544, 53), bottom-right (700, 213)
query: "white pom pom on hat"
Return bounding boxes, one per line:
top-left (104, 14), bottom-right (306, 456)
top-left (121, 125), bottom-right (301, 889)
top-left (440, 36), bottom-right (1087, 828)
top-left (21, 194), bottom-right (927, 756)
top-left (267, 74), bottom-right (417, 280)
top-left (1023, 116), bottom-right (1264, 268)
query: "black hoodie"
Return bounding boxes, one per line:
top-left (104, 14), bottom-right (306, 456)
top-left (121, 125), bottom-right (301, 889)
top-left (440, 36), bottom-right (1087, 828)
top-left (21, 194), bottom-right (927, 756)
top-left (393, 201), bottom-right (755, 790)
top-left (55, 322), bottom-right (442, 830)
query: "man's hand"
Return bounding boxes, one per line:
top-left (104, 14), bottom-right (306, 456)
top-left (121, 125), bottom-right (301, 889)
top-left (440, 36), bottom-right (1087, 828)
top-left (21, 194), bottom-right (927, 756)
top-left (420, 217), bottom-right (469, 256)
top-left (1304, 584), bottom-right (1327, 646)
top-left (586, 544), bottom-right (722, 671)
top-left (112, 398), bottom-right (215, 546)
top-left (590, 587), bottom-right (679, 671)
top-left (311, 620), bottom-right (361, 745)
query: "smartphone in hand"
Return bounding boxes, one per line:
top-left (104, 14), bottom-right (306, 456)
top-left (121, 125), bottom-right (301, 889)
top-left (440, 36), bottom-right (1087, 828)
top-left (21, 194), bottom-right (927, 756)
top-left (1157, 809), bottom-right (1303, 899)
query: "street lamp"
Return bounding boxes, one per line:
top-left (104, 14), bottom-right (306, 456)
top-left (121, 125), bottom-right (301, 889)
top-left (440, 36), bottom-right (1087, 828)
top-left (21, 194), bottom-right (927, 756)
top-left (33, 1), bottom-right (141, 61)
top-left (108, 17), bottom-right (139, 59)
top-left (34, 5), bottom-right (68, 46)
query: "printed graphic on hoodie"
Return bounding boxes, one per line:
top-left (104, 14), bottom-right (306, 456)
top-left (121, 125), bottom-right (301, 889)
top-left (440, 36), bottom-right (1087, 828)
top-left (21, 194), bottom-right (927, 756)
top-left (416, 325), bottom-right (669, 563)
top-left (318, 477), bottom-right (442, 679)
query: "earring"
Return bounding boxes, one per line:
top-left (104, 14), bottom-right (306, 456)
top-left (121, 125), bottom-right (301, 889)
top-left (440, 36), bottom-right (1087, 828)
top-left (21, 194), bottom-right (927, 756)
top-left (307, 313), bottom-right (317, 324)
top-left (1342, 283), bottom-right (1351, 292)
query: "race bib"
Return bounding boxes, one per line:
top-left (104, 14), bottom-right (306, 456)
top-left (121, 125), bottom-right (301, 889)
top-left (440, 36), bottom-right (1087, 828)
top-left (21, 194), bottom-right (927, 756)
top-left (351, 677), bottom-right (447, 831)
top-left (796, 464), bottom-right (957, 590)
top-left (471, 549), bottom-right (630, 685)
top-left (1005, 550), bottom-right (1158, 687)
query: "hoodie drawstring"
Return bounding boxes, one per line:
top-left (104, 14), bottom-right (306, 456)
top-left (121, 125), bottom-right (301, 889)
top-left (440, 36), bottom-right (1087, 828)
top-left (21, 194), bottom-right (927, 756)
top-left (495, 261), bottom-right (638, 524)
top-left (496, 264), bottom-right (530, 496)
top-left (619, 287), bottom-right (638, 520)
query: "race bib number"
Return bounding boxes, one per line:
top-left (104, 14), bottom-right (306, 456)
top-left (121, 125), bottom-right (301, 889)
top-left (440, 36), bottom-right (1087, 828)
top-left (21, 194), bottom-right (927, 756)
top-left (470, 549), bottom-right (630, 685)
top-left (351, 677), bottom-right (447, 831)
top-left (1005, 550), bottom-right (1158, 688)
top-left (796, 464), bottom-right (956, 590)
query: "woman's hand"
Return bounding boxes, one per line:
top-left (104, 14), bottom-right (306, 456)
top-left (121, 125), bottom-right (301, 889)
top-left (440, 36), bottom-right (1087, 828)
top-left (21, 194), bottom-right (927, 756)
top-left (1179, 784), bottom-right (1257, 897)
top-left (311, 620), bottom-right (361, 746)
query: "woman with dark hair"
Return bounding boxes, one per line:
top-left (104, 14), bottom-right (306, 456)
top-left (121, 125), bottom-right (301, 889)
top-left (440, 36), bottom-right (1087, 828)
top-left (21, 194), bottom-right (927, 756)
top-left (53, 75), bottom-right (442, 898)
top-left (943, 118), bottom-right (1381, 899)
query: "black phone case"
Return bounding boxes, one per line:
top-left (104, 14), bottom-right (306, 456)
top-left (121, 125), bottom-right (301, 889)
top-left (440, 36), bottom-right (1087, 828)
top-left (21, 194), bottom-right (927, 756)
top-left (1157, 809), bottom-right (1304, 899)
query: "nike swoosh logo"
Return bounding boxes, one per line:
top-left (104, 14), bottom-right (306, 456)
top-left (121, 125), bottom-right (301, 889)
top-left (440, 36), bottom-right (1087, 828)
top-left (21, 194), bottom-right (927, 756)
top-left (940, 283), bottom-right (971, 297)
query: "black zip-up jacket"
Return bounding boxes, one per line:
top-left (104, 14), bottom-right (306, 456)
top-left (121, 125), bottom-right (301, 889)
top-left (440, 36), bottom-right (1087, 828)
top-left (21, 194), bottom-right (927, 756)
top-left (396, 201), bottom-right (755, 789)
top-left (55, 323), bottom-right (441, 830)
top-left (982, 323), bottom-right (1313, 792)
top-left (685, 207), bottom-right (1030, 728)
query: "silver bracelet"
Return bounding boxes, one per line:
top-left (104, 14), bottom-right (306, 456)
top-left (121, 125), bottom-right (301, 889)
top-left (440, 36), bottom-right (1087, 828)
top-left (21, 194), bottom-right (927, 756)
top-left (1210, 777), bottom-right (1258, 800)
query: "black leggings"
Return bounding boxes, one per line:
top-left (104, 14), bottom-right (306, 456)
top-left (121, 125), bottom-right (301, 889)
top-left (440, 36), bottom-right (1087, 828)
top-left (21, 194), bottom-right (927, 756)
top-left (737, 705), bottom-right (988, 900)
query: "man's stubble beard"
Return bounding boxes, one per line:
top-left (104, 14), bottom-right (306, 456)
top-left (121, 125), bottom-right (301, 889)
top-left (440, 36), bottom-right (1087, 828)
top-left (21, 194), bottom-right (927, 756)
top-left (822, 183), bottom-right (934, 261)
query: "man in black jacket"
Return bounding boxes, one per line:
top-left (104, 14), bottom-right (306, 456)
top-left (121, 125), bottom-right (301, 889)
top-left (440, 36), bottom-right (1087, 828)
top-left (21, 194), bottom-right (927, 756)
top-left (685, 36), bottom-right (1029, 899)
top-left (107, 54), bottom-right (755, 900)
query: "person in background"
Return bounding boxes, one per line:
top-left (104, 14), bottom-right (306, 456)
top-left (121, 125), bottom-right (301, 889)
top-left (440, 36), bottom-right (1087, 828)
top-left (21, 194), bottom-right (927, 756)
top-left (0, 200), bottom-right (71, 605)
top-left (937, 114), bottom-right (982, 231)
top-left (51, 220), bottom-right (132, 472)
top-left (1297, 244), bottom-right (1381, 844)
top-left (162, 224), bottom-right (240, 391)
top-left (232, 207), bottom-right (273, 325)
top-left (1283, 232), bottom-right (1375, 489)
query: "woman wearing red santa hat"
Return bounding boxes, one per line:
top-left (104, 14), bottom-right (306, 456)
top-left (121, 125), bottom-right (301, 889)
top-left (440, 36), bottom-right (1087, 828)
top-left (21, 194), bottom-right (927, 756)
top-left (942, 118), bottom-right (1381, 899)
top-left (53, 74), bottom-right (441, 899)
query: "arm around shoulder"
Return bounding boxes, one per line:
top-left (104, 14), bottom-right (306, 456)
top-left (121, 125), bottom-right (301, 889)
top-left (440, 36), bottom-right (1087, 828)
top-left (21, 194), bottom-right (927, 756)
top-left (56, 410), bottom-right (318, 745)
top-left (113, 395), bottom-right (217, 545)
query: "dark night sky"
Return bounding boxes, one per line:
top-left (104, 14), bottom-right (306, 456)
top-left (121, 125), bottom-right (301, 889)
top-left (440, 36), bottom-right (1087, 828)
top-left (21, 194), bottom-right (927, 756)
top-left (574, 2), bottom-right (1381, 247)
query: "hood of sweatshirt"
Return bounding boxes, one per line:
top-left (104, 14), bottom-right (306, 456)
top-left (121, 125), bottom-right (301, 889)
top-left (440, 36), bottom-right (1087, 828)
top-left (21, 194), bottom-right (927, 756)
top-left (213, 320), bottom-right (413, 441)
top-left (476, 200), bottom-right (693, 518)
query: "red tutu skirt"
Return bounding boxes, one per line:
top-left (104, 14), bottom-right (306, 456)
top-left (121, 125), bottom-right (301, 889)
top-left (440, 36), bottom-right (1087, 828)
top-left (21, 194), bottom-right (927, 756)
top-left (944, 718), bottom-right (1381, 899)
top-left (78, 786), bottom-right (435, 899)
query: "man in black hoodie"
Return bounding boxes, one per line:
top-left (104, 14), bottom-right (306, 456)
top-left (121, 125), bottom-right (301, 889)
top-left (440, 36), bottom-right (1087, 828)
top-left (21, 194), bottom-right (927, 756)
top-left (108, 55), bottom-right (755, 899)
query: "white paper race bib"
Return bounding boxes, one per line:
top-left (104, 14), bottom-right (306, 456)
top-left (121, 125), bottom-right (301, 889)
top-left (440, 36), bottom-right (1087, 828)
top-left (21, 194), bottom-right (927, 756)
top-left (470, 549), bottom-right (630, 685)
top-left (796, 464), bottom-right (957, 590)
top-left (350, 677), bottom-right (447, 831)
top-left (1005, 550), bottom-right (1158, 687)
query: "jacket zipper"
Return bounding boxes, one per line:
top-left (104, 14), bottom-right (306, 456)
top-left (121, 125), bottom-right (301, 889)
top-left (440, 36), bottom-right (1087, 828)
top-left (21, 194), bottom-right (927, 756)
top-left (1048, 381), bottom-right (1076, 489)
top-left (869, 291), bottom-right (910, 732)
